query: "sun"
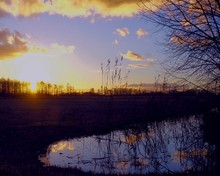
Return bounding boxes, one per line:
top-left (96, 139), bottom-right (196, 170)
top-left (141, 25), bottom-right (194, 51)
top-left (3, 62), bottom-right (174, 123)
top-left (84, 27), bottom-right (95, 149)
top-left (30, 82), bottom-right (37, 92)
top-left (14, 53), bottom-right (53, 88)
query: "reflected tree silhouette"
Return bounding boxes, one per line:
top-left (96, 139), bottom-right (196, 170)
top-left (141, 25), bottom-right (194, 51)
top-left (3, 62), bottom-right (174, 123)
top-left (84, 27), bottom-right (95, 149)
top-left (40, 116), bottom-right (217, 175)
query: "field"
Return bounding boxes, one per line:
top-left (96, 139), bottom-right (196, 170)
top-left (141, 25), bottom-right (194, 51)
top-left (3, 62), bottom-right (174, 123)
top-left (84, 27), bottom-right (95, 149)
top-left (0, 94), bottom-right (219, 176)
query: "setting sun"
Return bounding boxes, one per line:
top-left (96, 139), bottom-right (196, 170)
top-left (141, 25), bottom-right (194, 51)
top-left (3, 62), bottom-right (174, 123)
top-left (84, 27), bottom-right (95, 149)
top-left (0, 0), bottom-right (161, 91)
top-left (0, 1), bottom-right (219, 176)
top-left (30, 82), bottom-right (37, 92)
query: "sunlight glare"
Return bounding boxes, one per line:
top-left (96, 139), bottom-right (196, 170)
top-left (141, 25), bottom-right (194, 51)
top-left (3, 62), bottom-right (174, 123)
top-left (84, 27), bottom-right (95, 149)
top-left (30, 82), bottom-right (37, 92)
top-left (14, 53), bottom-right (53, 85)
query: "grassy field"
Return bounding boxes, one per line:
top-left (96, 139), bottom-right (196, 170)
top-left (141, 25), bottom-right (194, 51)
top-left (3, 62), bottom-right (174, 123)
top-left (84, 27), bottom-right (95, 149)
top-left (0, 94), bottom-right (219, 176)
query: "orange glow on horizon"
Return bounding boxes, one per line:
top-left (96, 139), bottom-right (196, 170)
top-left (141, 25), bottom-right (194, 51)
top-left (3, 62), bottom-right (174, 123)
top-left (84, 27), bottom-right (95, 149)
top-left (30, 82), bottom-right (37, 92)
top-left (1, 50), bottom-right (105, 91)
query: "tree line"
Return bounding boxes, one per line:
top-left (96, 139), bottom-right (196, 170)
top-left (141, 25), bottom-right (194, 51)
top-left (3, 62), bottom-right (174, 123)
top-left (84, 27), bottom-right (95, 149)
top-left (0, 78), bottom-right (75, 95)
top-left (36, 81), bottom-right (74, 95)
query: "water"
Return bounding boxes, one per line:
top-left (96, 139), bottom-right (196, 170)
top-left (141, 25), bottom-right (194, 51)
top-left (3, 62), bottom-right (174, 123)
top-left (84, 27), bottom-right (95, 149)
top-left (39, 116), bottom-right (216, 175)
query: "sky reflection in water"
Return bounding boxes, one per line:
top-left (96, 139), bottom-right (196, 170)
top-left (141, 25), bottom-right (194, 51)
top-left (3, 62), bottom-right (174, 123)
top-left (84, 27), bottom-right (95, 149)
top-left (39, 116), bottom-right (215, 175)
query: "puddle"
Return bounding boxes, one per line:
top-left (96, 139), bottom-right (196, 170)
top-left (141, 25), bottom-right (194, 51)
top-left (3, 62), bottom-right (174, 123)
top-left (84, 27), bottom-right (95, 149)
top-left (39, 116), bottom-right (216, 175)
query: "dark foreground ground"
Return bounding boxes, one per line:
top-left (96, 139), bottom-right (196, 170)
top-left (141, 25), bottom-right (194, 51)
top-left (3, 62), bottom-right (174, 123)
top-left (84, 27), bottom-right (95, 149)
top-left (0, 94), bottom-right (219, 176)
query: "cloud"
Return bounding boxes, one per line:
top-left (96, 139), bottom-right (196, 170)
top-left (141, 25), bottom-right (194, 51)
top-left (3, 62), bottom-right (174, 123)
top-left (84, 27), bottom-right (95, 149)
top-left (30, 43), bottom-right (75, 55)
top-left (122, 50), bottom-right (156, 62)
top-left (49, 43), bottom-right (75, 54)
top-left (114, 27), bottom-right (130, 37)
top-left (0, 28), bottom-right (75, 60)
top-left (128, 64), bottom-right (151, 69)
top-left (122, 50), bottom-right (146, 61)
top-left (0, 9), bottom-right (9, 17)
top-left (0, 28), bottom-right (28, 60)
top-left (0, 0), bottom-right (140, 18)
top-left (113, 39), bottom-right (119, 45)
top-left (136, 28), bottom-right (149, 39)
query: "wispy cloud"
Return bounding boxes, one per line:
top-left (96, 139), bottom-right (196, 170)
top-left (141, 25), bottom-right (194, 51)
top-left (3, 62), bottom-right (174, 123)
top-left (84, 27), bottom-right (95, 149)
top-left (122, 50), bottom-right (156, 62)
top-left (49, 43), bottom-right (75, 54)
top-left (30, 43), bottom-right (75, 55)
top-left (122, 51), bottom-right (145, 61)
top-left (128, 64), bottom-right (151, 69)
top-left (0, 28), bottom-right (28, 60)
top-left (114, 27), bottom-right (130, 37)
top-left (113, 39), bottom-right (119, 45)
top-left (0, 0), bottom-right (141, 18)
top-left (136, 28), bottom-right (149, 39)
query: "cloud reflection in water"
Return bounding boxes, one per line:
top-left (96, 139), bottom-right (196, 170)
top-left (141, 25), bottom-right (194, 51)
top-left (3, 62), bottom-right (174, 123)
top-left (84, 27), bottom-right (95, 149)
top-left (39, 115), bottom-right (216, 175)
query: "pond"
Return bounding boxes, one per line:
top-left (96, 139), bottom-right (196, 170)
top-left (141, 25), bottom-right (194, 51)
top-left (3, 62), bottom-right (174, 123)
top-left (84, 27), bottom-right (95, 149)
top-left (39, 115), bottom-right (216, 175)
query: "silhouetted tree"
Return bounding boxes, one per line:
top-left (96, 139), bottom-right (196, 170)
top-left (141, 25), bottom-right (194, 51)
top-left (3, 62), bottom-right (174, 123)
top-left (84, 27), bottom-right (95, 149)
top-left (0, 78), bottom-right (75, 95)
top-left (0, 78), bottom-right (32, 94)
top-left (140, 0), bottom-right (220, 93)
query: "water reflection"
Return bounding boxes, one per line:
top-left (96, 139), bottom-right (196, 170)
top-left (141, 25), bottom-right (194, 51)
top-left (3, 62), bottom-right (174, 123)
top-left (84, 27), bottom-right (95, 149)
top-left (39, 116), bottom-right (216, 175)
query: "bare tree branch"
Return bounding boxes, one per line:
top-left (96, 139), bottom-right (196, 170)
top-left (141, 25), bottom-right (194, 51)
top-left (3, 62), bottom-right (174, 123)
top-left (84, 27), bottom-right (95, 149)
top-left (140, 0), bottom-right (220, 93)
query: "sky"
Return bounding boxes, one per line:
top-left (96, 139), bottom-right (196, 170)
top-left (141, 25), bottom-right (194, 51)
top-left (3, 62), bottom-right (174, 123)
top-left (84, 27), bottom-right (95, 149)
top-left (0, 0), bottom-right (166, 90)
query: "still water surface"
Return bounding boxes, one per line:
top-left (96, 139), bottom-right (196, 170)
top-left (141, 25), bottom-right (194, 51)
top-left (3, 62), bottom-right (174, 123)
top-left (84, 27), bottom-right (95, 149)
top-left (39, 116), bottom-right (216, 175)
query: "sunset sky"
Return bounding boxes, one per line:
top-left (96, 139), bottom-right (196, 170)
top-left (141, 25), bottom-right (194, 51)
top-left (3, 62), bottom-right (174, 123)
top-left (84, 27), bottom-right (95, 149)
top-left (0, 0), bottom-right (166, 90)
